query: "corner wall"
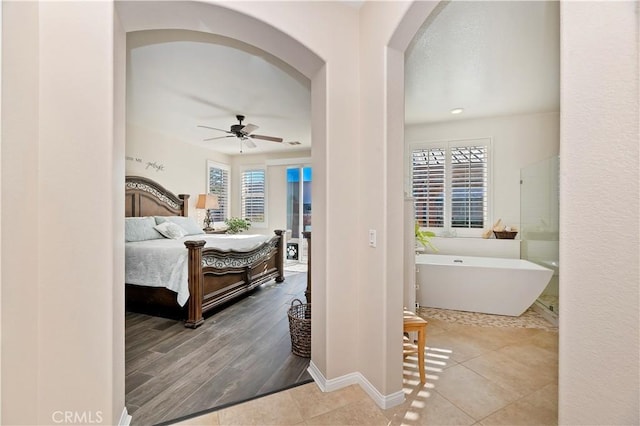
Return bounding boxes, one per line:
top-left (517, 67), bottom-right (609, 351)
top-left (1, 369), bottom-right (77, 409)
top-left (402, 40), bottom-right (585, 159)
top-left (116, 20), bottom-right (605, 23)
top-left (358, 0), bottom-right (434, 398)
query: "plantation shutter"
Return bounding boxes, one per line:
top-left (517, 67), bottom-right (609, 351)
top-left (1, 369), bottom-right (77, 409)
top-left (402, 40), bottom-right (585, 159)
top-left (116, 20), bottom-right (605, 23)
top-left (208, 165), bottom-right (229, 223)
top-left (412, 140), bottom-right (489, 233)
top-left (241, 169), bottom-right (266, 223)
top-left (450, 145), bottom-right (488, 228)
top-left (412, 147), bottom-right (446, 228)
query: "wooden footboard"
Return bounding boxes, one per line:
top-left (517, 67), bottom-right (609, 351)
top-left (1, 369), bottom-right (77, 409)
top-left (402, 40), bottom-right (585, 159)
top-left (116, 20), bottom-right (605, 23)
top-left (182, 230), bottom-right (286, 328)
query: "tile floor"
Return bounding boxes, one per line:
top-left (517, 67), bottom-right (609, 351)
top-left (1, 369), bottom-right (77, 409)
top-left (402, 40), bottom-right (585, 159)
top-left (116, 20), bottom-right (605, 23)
top-left (173, 315), bottom-right (558, 426)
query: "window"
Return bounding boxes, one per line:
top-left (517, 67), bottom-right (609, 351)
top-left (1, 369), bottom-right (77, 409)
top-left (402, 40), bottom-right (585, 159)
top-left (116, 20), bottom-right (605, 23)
top-left (286, 166), bottom-right (312, 239)
top-left (207, 161), bottom-right (230, 223)
top-left (412, 140), bottom-right (489, 234)
top-left (240, 167), bottom-right (266, 226)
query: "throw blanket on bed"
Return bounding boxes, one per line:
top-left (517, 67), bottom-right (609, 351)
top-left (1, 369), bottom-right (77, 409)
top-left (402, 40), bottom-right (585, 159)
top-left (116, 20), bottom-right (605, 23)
top-left (125, 234), bottom-right (269, 306)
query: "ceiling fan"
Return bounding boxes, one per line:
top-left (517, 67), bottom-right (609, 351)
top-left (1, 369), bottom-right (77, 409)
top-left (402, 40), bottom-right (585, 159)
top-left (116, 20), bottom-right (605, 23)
top-left (197, 115), bottom-right (283, 151)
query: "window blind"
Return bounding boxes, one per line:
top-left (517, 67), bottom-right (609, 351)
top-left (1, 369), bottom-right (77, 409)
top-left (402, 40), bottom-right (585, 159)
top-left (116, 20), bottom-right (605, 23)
top-left (241, 169), bottom-right (265, 223)
top-left (450, 145), bottom-right (488, 228)
top-left (412, 141), bottom-right (489, 231)
top-left (412, 147), bottom-right (446, 228)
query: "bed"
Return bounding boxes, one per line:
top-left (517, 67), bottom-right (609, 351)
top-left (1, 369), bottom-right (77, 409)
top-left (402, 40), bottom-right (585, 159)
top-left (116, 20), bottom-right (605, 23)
top-left (125, 175), bottom-right (285, 328)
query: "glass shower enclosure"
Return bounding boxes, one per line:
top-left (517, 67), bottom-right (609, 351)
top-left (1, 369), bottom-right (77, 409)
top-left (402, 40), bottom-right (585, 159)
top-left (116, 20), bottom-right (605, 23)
top-left (520, 156), bottom-right (559, 324)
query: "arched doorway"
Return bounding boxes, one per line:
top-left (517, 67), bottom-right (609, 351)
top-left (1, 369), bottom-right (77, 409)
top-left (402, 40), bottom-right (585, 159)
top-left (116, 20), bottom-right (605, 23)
top-left (115, 1), bottom-right (327, 423)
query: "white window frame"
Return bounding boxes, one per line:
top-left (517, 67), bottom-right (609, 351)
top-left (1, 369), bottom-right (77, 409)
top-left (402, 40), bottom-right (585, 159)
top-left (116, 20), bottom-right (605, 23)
top-left (410, 138), bottom-right (492, 238)
top-left (239, 165), bottom-right (267, 228)
top-left (206, 160), bottom-right (230, 227)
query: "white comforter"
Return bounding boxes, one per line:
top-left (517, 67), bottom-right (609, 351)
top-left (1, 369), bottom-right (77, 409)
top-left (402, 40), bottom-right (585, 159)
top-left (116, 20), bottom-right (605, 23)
top-left (125, 234), bottom-right (270, 306)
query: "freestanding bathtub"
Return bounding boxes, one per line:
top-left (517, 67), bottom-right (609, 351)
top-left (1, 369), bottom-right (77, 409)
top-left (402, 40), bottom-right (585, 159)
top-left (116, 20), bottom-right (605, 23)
top-left (416, 254), bottom-right (553, 316)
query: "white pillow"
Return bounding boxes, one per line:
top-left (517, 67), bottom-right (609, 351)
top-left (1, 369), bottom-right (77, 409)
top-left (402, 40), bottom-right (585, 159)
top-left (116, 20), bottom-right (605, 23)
top-left (125, 217), bottom-right (164, 242)
top-left (155, 216), bottom-right (205, 236)
top-left (154, 222), bottom-right (187, 239)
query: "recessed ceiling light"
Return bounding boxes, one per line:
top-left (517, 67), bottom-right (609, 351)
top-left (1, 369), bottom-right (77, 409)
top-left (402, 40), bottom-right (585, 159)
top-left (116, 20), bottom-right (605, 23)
top-left (450, 108), bottom-right (464, 114)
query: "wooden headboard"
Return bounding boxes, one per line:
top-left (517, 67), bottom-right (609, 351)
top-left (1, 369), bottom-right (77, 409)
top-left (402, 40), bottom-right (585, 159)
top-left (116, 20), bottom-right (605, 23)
top-left (125, 176), bottom-right (189, 218)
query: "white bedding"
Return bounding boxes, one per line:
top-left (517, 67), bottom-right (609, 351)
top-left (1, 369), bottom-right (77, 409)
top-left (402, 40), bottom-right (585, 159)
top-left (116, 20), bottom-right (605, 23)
top-left (125, 234), bottom-right (270, 306)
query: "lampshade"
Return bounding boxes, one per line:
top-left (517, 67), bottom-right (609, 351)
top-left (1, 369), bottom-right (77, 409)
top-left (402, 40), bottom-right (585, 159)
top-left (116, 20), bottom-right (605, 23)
top-left (196, 194), bottom-right (219, 210)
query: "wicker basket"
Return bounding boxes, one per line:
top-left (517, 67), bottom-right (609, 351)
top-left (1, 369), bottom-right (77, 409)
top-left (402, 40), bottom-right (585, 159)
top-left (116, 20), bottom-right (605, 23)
top-left (288, 299), bottom-right (311, 358)
top-left (493, 230), bottom-right (518, 239)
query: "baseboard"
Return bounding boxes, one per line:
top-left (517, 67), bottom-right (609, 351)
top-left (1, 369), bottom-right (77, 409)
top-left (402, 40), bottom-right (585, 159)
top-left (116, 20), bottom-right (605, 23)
top-left (532, 300), bottom-right (559, 326)
top-left (357, 373), bottom-right (405, 409)
top-left (307, 361), bottom-right (405, 409)
top-left (118, 407), bottom-right (132, 426)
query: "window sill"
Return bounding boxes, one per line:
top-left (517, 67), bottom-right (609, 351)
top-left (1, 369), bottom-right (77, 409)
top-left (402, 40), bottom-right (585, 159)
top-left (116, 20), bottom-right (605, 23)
top-left (431, 235), bottom-right (521, 241)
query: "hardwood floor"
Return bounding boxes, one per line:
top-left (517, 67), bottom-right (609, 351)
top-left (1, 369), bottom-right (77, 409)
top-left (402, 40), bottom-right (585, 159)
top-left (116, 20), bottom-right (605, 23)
top-left (125, 271), bottom-right (312, 426)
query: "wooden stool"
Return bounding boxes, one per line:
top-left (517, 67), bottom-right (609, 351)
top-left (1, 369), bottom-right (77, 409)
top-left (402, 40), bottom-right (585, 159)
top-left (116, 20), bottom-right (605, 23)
top-left (403, 309), bottom-right (428, 383)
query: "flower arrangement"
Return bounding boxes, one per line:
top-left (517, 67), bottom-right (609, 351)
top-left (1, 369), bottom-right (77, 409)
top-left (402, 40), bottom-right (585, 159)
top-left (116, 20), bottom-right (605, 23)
top-left (224, 217), bottom-right (251, 234)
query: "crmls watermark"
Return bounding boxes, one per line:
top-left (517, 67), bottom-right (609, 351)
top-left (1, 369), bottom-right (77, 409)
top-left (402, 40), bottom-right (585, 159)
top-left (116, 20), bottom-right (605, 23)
top-left (51, 410), bottom-right (103, 424)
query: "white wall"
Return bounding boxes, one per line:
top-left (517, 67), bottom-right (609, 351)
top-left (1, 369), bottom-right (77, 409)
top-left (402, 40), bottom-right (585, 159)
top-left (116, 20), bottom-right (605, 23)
top-left (37, 2), bottom-right (118, 423)
top-left (126, 121), bottom-right (310, 233)
top-left (0, 2), bottom-right (3, 420)
top-left (113, 8), bottom-right (127, 424)
top-left (2, 3), bottom-right (127, 424)
top-left (1, 1), bottom-right (637, 424)
top-left (559, 2), bottom-right (639, 423)
top-left (1, 2), bottom-right (39, 423)
top-left (2, 1), bottom-right (121, 424)
top-left (358, 1), bottom-right (417, 400)
top-left (126, 122), bottom-right (231, 221)
top-left (406, 111), bottom-right (560, 246)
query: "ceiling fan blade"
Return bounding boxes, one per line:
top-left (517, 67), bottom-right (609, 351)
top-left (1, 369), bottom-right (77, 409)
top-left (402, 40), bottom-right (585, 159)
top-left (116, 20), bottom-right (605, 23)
top-left (241, 123), bottom-right (259, 134)
top-left (251, 134), bottom-right (283, 143)
top-left (197, 125), bottom-right (232, 134)
top-left (204, 135), bottom-right (234, 141)
top-left (244, 139), bottom-right (257, 148)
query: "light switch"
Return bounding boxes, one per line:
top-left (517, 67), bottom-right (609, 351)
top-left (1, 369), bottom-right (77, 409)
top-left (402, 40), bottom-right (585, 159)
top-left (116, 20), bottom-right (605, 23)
top-left (368, 229), bottom-right (376, 247)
